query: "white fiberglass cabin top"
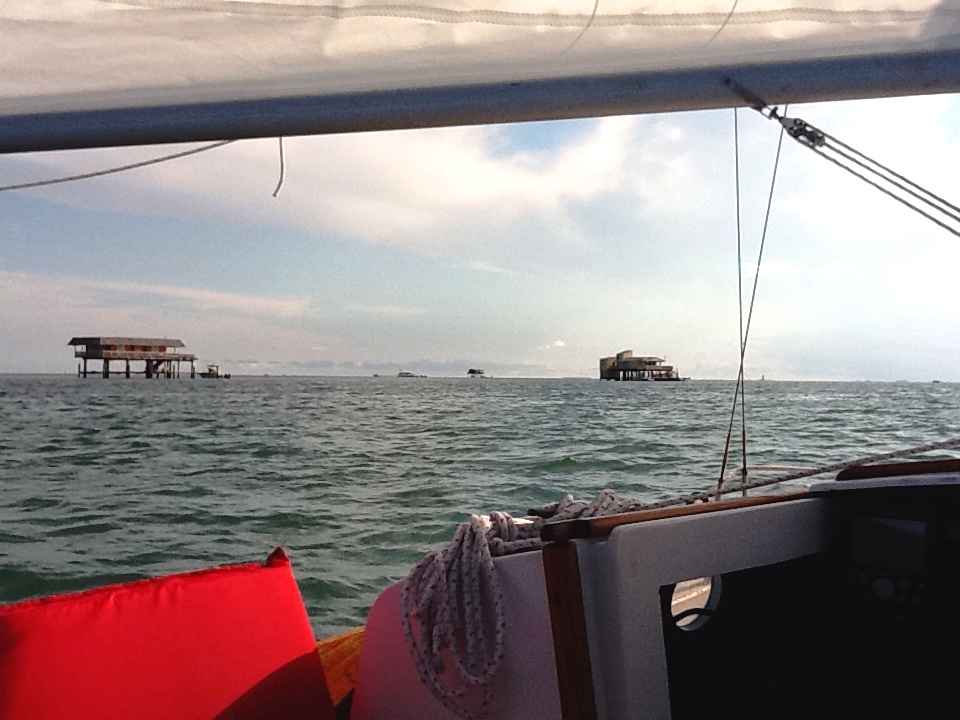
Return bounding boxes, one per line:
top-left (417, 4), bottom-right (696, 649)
top-left (352, 461), bottom-right (960, 719)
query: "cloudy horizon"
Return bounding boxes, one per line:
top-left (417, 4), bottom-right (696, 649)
top-left (2, 93), bottom-right (959, 381)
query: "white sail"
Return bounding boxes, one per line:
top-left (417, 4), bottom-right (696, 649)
top-left (2, 1), bottom-right (960, 151)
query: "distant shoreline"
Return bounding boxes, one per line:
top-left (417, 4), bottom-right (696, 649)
top-left (0, 373), bottom-right (955, 383)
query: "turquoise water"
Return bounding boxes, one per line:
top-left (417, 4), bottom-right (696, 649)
top-left (2, 374), bottom-right (959, 636)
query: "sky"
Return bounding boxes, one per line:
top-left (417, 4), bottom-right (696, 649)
top-left (1, 92), bottom-right (959, 380)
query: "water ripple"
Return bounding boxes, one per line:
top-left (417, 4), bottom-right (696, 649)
top-left (2, 375), bottom-right (959, 635)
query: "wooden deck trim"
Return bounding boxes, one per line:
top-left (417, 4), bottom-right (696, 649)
top-left (541, 490), bottom-right (808, 542)
top-left (316, 626), bottom-right (364, 714)
top-left (836, 458), bottom-right (960, 481)
top-left (542, 540), bottom-right (598, 720)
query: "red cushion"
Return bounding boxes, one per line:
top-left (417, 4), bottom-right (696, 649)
top-left (0, 548), bottom-right (334, 720)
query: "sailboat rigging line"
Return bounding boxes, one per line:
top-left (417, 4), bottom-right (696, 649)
top-left (807, 145), bottom-right (960, 238)
top-left (747, 101), bottom-right (960, 237)
top-left (776, 113), bottom-right (960, 230)
top-left (723, 465), bottom-right (812, 482)
top-left (735, 107), bottom-right (748, 496)
top-left (726, 79), bottom-right (960, 235)
top-left (677, 436), bottom-right (960, 507)
top-left (716, 106), bottom-right (789, 498)
top-left (272, 136), bottom-right (286, 198)
top-left (0, 140), bottom-right (237, 192)
top-left (821, 142), bottom-right (955, 216)
top-left (820, 130), bottom-right (960, 219)
top-left (706, 0), bottom-right (740, 45)
top-left (559, 0), bottom-right (599, 55)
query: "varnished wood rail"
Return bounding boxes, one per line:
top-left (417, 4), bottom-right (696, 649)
top-left (541, 489), bottom-right (808, 542)
top-left (543, 540), bottom-right (598, 720)
top-left (836, 458), bottom-right (960, 481)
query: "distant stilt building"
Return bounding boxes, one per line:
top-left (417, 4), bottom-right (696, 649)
top-left (599, 349), bottom-right (686, 381)
top-left (68, 337), bottom-right (197, 379)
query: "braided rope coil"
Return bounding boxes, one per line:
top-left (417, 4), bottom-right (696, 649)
top-left (399, 490), bottom-right (646, 719)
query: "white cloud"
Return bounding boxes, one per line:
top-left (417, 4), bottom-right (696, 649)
top-left (0, 115), bottom-right (689, 272)
top-left (101, 279), bottom-right (311, 319)
top-left (351, 304), bottom-right (426, 316)
top-left (461, 260), bottom-right (522, 275)
top-left (534, 339), bottom-right (568, 351)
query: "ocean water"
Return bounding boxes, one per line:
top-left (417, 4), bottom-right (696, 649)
top-left (2, 374), bottom-right (959, 637)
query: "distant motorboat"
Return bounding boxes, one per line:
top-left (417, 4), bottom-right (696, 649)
top-left (199, 363), bottom-right (230, 379)
top-left (397, 371), bottom-right (426, 378)
top-left (467, 368), bottom-right (489, 378)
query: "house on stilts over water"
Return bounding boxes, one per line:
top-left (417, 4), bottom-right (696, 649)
top-left (69, 337), bottom-right (198, 378)
top-left (599, 349), bottom-right (687, 381)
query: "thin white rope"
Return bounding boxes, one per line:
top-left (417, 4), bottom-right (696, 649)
top-left (734, 107), bottom-right (748, 495)
top-left (401, 435), bottom-right (960, 717)
top-left (560, 0), bottom-right (599, 54)
top-left (0, 141), bottom-right (236, 192)
top-left (717, 104), bottom-right (789, 497)
top-left (272, 136), bottom-right (286, 197)
top-left (698, 436), bottom-right (960, 505)
top-left (722, 464), bottom-right (811, 482)
top-left (706, 0), bottom-right (741, 44)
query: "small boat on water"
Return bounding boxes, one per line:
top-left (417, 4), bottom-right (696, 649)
top-left (467, 368), bottom-right (489, 378)
top-left (199, 363), bottom-right (230, 379)
top-left (397, 371), bottom-right (426, 378)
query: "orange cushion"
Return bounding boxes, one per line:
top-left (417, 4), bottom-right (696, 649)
top-left (0, 548), bottom-right (334, 720)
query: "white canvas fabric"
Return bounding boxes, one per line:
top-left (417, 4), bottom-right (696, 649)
top-left (2, 1), bottom-right (959, 150)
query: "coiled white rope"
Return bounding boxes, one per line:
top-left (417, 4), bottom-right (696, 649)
top-left (401, 437), bottom-right (960, 718)
top-left (399, 490), bottom-right (645, 719)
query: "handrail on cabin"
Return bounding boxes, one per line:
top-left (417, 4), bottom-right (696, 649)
top-left (540, 490), bottom-right (808, 543)
top-left (835, 458), bottom-right (960, 481)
